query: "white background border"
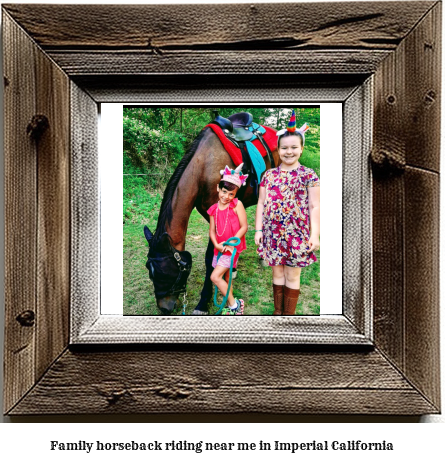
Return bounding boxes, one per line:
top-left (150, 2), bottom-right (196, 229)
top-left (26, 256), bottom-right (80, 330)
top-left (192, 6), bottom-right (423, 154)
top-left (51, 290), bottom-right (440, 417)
top-left (101, 103), bottom-right (342, 315)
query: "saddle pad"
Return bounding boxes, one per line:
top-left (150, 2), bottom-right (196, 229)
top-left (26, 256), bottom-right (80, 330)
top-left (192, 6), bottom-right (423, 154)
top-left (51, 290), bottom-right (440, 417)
top-left (204, 123), bottom-right (277, 166)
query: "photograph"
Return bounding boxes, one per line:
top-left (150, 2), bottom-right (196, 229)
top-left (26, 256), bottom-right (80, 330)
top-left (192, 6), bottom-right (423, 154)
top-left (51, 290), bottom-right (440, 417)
top-left (123, 107), bottom-right (320, 316)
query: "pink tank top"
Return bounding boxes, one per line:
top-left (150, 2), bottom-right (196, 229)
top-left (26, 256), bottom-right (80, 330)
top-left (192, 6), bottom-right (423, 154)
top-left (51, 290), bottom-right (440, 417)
top-left (207, 198), bottom-right (247, 257)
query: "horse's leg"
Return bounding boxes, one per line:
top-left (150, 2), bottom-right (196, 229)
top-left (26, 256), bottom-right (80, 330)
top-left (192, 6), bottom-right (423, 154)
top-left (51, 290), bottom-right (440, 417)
top-left (192, 238), bottom-right (214, 315)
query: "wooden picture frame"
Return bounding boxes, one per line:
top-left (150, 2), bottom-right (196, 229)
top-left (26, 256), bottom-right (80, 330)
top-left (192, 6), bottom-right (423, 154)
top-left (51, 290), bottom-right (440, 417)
top-left (3, 2), bottom-right (440, 415)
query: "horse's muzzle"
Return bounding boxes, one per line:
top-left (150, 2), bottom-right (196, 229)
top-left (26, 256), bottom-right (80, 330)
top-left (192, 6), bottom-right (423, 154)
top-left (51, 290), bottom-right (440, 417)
top-left (157, 295), bottom-right (180, 315)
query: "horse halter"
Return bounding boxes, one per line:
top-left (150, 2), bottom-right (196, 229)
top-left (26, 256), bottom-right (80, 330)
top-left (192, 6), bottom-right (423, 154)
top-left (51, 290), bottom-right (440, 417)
top-left (146, 233), bottom-right (192, 298)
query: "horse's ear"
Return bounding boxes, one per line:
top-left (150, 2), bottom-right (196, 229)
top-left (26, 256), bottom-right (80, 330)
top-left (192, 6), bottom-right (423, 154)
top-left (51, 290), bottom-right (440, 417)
top-left (144, 226), bottom-right (153, 243)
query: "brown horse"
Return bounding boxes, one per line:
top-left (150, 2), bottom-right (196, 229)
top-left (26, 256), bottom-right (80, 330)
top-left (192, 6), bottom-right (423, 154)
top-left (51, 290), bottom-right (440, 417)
top-left (144, 125), bottom-right (279, 315)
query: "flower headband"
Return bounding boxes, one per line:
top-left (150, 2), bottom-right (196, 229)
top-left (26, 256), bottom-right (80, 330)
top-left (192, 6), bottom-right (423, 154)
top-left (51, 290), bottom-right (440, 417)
top-left (276, 110), bottom-right (309, 145)
top-left (219, 163), bottom-right (249, 187)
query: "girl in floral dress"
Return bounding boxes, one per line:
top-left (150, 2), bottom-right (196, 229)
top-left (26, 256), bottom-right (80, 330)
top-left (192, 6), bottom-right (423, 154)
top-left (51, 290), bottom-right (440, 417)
top-left (208, 163), bottom-right (249, 315)
top-left (255, 111), bottom-right (320, 315)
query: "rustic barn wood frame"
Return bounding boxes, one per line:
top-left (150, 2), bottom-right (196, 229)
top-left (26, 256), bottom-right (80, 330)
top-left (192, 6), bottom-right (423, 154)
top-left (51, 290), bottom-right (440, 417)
top-left (2, 2), bottom-right (440, 415)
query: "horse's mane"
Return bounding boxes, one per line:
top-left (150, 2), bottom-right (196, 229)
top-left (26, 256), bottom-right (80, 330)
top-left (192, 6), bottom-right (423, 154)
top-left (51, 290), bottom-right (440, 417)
top-left (153, 129), bottom-right (208, 244)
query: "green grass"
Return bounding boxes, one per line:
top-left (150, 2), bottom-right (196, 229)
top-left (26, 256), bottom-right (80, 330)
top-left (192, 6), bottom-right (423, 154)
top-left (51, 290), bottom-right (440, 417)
top-left (124, 199), bottom-right (320, 316)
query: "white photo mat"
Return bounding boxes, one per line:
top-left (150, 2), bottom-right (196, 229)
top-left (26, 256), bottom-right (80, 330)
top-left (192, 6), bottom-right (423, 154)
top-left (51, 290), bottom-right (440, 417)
top-left (99, 103), bottom-right (342, 316)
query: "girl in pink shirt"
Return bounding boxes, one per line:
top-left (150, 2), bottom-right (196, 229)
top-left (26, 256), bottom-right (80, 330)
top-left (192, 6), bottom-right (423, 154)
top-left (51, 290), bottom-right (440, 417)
top-left (207, 164), bottom-right (248, 315)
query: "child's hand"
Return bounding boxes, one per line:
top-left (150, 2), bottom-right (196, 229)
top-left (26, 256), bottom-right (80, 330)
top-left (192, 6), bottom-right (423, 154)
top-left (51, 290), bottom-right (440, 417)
top-left (216, 243), bottom-right (225, 253)
top-left (255, 231), bottom-right (263, 246)
top-left (223, 245), bottom-right (235, 254)
top-left (308, 235), bottom-right (320, 252)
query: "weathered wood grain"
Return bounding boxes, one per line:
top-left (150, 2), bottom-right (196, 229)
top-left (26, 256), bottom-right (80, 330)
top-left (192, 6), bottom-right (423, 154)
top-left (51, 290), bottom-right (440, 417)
top-left (404, 167), bottom-right (440, 409)
top-left (371, 2), bottom-right (441, 412)
top-left (342, 80), bottom-right (372, 335)
top-left (372, 16), bottom-right (409, 370)
top-left (73, 315), bottom-right (370, 345)
top-left (3, 11), bottom-right (72, 412)
top-left (76, 75), bottom-right (363, 103)
top-left (371, 1), bottom-right (440, 173)
top-left (372, 175), bottom-right (405, 367)
top-left (2, 2), bottom-right (435, 50)
top-left (8, 349), bottom-right (438, 415)
top-left (70, 83), bottom-right (99, 339)
top-left (404, 2), bottom-right (441, 171)
top-left (35, 37), bottom-right (70, 381)
top-left (3, 12), bottom-right (37, 414)
top-left (46, 50), bottom-right (391, 76)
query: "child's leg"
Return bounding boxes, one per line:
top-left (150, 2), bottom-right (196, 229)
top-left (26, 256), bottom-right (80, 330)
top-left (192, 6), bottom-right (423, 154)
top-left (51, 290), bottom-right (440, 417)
top-left (271, 265), bottom-right (285, 315)
top-left (271, 265), bottom-right (285, 285)
top-left (223, 269), bottom-right (244, 315)
top-left (211, 266), bottom-right (235, 306)
top-left (283, 266), bottom-right (302, 315)
top-left (223, 269), bottom-right (236, 307)
top-left (284, 266), bottom-right (301, 289)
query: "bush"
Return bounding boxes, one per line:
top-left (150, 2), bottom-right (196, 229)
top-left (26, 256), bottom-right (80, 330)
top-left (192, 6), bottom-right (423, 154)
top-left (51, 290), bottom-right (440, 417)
top-left (123, 113), bottom-right (186, 192)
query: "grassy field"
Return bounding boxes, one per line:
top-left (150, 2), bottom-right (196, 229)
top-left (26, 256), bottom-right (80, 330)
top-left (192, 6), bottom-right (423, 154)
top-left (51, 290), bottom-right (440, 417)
top-left (123, 196), bottom-right (320, 316)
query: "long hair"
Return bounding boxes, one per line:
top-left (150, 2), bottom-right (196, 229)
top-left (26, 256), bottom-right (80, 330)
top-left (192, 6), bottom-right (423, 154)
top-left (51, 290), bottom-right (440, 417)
top-left (152, 129), bottom-right (208, 244)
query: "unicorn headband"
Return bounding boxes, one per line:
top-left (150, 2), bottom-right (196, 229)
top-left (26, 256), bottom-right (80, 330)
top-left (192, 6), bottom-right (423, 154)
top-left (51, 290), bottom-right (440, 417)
top-left (276, 110), bottom-right (309, 145)
top-left (219, 163), bottom-right (249, 188)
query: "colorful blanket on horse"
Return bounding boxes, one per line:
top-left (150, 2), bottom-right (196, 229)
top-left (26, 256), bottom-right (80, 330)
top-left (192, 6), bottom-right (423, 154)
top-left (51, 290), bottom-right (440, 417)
top-left (204, 123), bottom-right (277, 167)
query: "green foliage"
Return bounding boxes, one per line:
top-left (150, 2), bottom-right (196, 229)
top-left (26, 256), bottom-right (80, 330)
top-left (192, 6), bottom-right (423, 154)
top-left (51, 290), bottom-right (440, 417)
top-left (123, 114), bottom-right (185, 169)
top-left (301, 123), bottom-right (320, 176)
top-left (263, 107), bottom-right (319, 130)
top-left (123, 175), bottom-right (162, 225)
top-left (216, 107), bottom-right (275, 126)
top-left (123, 150), bottom-right (162, 224)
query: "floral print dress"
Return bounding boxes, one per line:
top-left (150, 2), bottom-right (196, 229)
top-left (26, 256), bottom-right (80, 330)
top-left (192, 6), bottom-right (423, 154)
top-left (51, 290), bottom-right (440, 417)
top-left (257, 164), bottom-right (320, 267)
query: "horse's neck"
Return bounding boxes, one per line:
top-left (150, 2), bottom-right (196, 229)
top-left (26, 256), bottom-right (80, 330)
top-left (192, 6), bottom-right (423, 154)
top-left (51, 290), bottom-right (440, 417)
top-left (166, 194), bottom-right (195, 251)
top-left (164, 129), bottom-right (221, 250)
top-left (165, 162), bottom-right (203, 251)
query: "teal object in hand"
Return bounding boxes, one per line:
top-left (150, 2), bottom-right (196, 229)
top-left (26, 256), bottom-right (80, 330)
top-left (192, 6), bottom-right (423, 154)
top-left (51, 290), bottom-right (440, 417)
top-left (213, 236), bottom-right (241, 315)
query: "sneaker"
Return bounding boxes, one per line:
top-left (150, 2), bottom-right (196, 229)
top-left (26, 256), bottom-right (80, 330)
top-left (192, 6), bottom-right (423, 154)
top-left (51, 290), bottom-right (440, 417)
top-left (221, 299), bottom-right (244, 316)
top-left (235, 299), bottom-right (244, 315)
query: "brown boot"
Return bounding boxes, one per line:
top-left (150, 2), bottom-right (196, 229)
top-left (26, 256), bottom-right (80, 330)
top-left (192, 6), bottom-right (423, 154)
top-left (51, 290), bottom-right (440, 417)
top-left (283, 286), bottom-right (300, 315)
top-left (272, 284), bottom-right (285, 315)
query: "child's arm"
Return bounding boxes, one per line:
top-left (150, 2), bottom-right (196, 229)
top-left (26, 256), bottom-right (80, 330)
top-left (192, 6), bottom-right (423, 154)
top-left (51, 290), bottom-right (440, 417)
top-left (254, 186), bottom-right (266, 245)
top-left (308, 186), bottom-right (320, 252)
top-left (209, 216), bottom-right (224, 252)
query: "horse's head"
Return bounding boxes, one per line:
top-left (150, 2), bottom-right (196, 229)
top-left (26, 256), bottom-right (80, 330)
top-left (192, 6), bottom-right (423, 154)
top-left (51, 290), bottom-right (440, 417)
top-left (144, 226), bottom-right (192, 315)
